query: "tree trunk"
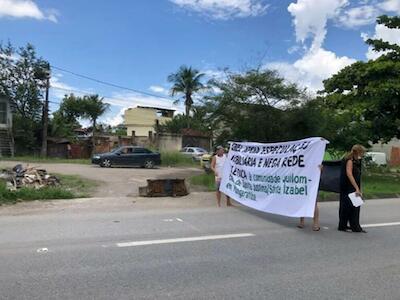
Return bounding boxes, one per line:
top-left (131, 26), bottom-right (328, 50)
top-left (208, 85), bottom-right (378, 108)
top-left (92, 118), bottom-right (96, 155)
top-left (185, 94), bottom-right (192, 128)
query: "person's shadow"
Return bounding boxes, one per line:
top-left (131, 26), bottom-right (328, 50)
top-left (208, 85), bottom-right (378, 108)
top-left (233, 203), bottom-right (299, 229)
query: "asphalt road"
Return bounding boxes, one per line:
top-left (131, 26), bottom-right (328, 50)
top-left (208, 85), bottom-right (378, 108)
top-left (1, 197), bottom-right (400, 299)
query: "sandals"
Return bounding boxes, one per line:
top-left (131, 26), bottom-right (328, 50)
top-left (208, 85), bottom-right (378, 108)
top-left (297, 224), bottom-right (320, 231)
top-left (312, 226), bottom-right (321, 231)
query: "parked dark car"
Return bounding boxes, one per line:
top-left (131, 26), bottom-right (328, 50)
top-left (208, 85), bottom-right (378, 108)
top-left (91, 146), bottom-right (161, 168)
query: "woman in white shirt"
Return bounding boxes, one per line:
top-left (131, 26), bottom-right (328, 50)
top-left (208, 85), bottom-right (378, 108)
top-left (211, 146), bottom-right (232, 207)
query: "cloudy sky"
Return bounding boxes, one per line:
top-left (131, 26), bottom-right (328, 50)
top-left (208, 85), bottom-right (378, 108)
top-left (1, 0), bottom-right (400, 125)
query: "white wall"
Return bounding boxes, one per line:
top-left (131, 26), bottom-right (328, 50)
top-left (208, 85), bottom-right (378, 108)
top-left (370, 138), bottom-right (400, 160)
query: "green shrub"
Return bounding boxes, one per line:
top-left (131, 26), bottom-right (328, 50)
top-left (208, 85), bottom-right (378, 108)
top-left (0, 156), bottom-right (90, 164)
top-left (190, 173), bottom-right (216, 191)
top-left (160, 151), bottom-right (198, 167)
top-left (0, 181), bottom-right (74, 204)
top-left (0, 174), bottom-right (97, 205)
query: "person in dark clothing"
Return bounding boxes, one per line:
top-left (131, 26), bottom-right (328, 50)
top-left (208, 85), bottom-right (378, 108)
top-left (338, 144), bottom-right (367, 233)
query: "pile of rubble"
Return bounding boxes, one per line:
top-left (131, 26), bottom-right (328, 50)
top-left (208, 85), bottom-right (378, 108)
top-left (0, 164), bottom-right (60, 191)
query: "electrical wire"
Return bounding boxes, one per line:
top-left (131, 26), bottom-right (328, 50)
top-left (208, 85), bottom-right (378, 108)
top-left (49, 85), bottom-right (177, 110)
top-left (51, 65), bottom-right (174, 101)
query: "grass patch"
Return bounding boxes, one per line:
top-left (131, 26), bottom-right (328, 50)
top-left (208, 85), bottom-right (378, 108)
top-left (160, 151), bottom-right (198, 167)
top-left (190, 173), bottom-right (215, 191)
top-left (55, 174), bottom-right (98, 198)
top-left (190, 172), bottom-right (400, 200)
top-left (0, 156), bottom-right (90, 164)
top-left (0, 174), bottom-right (97, 205)
top-left (362, 173), bottom-right (400, 198)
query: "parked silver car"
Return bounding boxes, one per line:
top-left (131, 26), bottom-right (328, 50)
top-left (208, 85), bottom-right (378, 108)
top-left (180, 147), bottom-right (208, 161)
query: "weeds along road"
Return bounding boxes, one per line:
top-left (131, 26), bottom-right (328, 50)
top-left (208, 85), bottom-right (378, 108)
top-left (0, 196), bottom-right (400, 299)
top-left (0, 161), bottom-right (203, 197)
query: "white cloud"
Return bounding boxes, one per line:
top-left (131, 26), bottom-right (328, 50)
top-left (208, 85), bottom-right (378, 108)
top-left (288, 0), bottom-right (348, 50)
top-left (202, 68), bottom-right (228, 81)
top-left (170, 0), bottom-right (268, 20)
top-left (103, 107), bottom-right (126, 127)
top-left (363, 23), bottom-right (400, 60)
top-left (338, 5), bottom-right (379, 28)
top-left (99, 91), bottom-right (184, 126)
top-left (273, 0), bottom-right (356, 92)
top-left (0, 0), bottom-right (58, 22)
top-left (267, 48), bottom-right (355, 91)
top-left (106, 91), bottom-right (183, 112)
top-left (50, 76), bottom-right (88, 99)
top-left (379, 0), bottom-right (400, 13)
top-left (149, 85), bottom-right (168, 95)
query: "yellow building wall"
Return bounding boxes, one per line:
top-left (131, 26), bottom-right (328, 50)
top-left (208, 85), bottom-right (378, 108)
top-left (124, 107), bottom-right (172, 137)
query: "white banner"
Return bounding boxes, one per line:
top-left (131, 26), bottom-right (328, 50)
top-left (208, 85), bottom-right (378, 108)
top-left (219, 137), bottom-right (328, 218)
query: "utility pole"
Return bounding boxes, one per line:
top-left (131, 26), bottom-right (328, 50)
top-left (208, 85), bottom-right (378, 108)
top-left (40, 64), bottom-right (51, 157)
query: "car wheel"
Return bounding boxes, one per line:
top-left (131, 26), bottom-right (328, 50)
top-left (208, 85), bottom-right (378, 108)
top-left (102, 158), bottom-right (112, 168)
top-left (144, 160), bottom-right (155, 169)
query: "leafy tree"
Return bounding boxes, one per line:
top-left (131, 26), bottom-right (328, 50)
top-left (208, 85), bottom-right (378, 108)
top-left (207, 68), bottom-right (307, 143)
top-left (0, 42), bottom-right (49, 152)
top-left (80, 95), bottom-right (110, 152)
top-left (157, 105), bottom-right (213, 134)
top-left (113, 126), bottom-right (127, 136)
top-left (168, 65), bottom-right (205, 127)
top-left (50, 94), bottom-right (82, 139)
top-left (366, 15), bottom-right (400, 60)
top-left (322, 15), bottom-right (400, 144)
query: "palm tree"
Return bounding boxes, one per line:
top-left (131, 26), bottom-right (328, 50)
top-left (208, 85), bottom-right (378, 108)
top-left (82, 94), bottom-right (110, 154)
top-left (168, 65), bottom-right (205, 128)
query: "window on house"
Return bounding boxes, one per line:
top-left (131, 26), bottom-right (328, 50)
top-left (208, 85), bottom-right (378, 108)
top-left (0, 102), bottom-right (7, 124)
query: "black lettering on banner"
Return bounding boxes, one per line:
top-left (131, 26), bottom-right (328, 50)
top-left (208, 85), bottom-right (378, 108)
top-left (281, 155), bottom-right (305, 168)
top-left (257, 158), bottom-right (264, 167)
top-left (231, 143), bottom-right (243, 152)
top-left (230, 165), bottom-right (248, 180)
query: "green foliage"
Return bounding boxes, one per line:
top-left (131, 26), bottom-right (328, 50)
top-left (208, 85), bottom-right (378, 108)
top-left (50, 94), bottom-right (82, 139)
top-left (0, 173), bottom-right (97, 204)
top-left (0, 156), bottom-right (90, 164)
top-left (0, 182), bottom-right (74, 204)
top-left (366, 15), bottom-right (400, 60)
top-left (168, 65), bottom-right (206, 126)
top-left (50, 93), bottom-right (109, 148)
top-left (207, 68), bottom-right (308, 143)
top-left (0, 42), bottom-right (47, 120)
top-left (56, 173), bottom-right (97, 197)
top-left (158, 105), bottom-right (212, 134)
top-left (80, 94), bottom-right (110, 126)
top-left (190, 173), bottom-right (215, 191)
top-left (211, 69), bottom-right (305, 107)
top-left (159, 151), bottom-right (197, 166)
top-left (50, 110), bottom-right (78, 140)
top-left (13, 114), bottom-right (42, 154)
top-left (362, 173), bottom-right (400, 198)
top-left (322, 15), bottom-right (400, 145)
top-left (113, 127), bottom-right (127, 136)
top-left (0, 42), bottom-right (49, 153)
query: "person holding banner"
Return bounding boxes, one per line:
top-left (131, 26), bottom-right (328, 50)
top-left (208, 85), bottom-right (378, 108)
top-left (211, 146), bottom-right (232, 207)
top-left (338, 144), bottom-right (366, 233)
top-left (297, 165), bottom-right (322, 231)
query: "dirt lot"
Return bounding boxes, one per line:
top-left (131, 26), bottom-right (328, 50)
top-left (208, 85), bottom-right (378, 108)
top-left (0, 161), bottom-right (203, 197)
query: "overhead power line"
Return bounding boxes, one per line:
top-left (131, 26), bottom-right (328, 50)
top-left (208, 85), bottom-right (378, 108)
top-left (49, 85), bottom-right (177, 110)
top-left (51, 65), bottom-right (174, 101)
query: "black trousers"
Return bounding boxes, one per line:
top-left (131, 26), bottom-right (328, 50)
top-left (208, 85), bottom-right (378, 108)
top-left (338, 193), bottom-right (362, 232)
